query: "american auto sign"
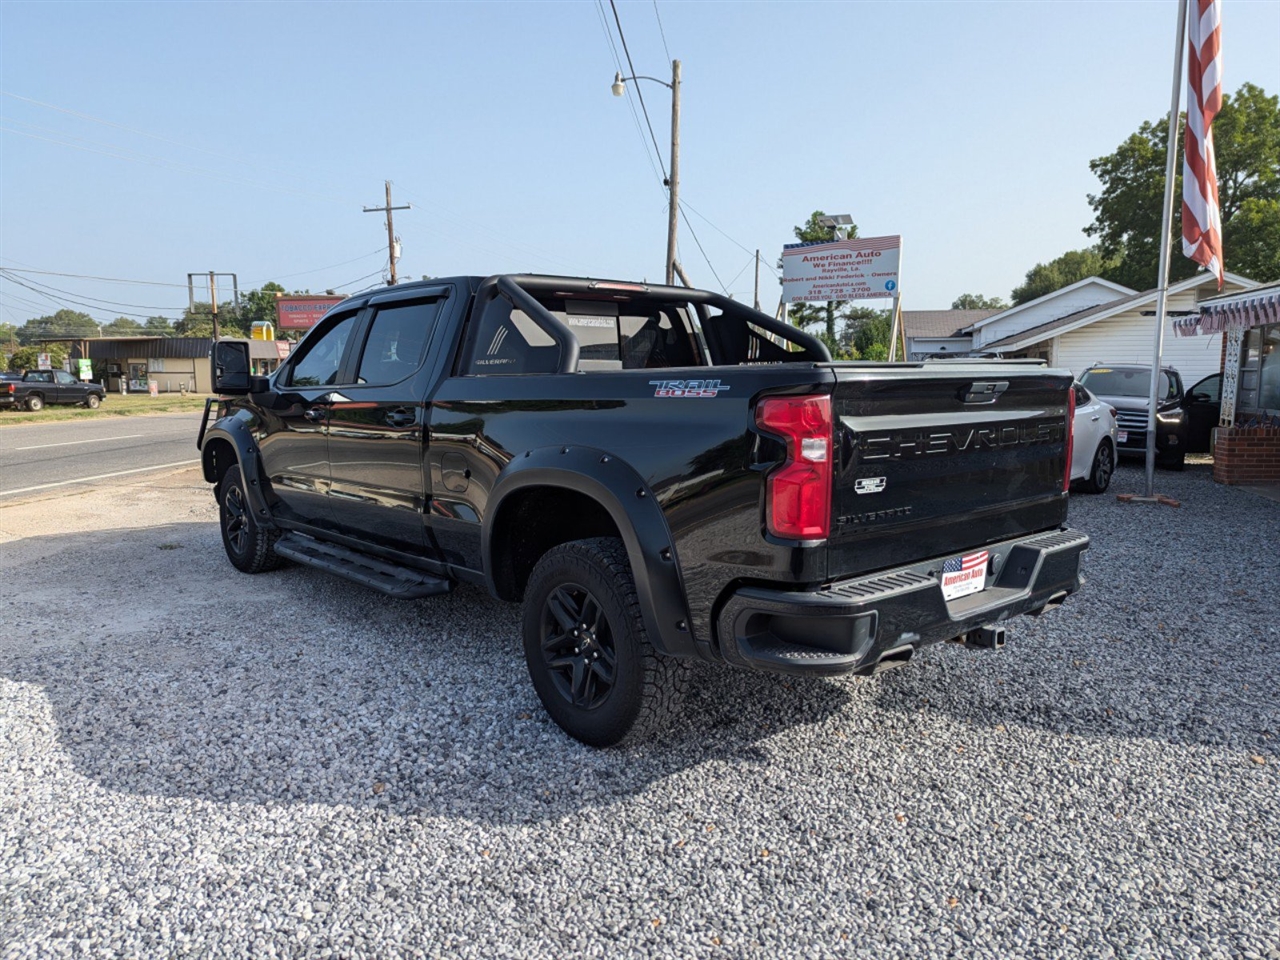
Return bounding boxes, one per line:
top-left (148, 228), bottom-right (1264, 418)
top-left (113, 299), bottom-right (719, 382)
top-left (781, 235), bottom-right (901, 303)
top-left (276, 295), bottom-right (344, 330)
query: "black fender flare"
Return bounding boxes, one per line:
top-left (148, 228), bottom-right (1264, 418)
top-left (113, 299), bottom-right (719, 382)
top-left (483, 445), bottom-right (700, 659)
top-left (200, 412), bottom-right (277, 530)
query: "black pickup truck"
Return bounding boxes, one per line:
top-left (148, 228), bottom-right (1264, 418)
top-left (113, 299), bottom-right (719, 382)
top-left (1, 370), bottom-right (106, 411)
top-left (199, 274), bottom-right (1088, 746)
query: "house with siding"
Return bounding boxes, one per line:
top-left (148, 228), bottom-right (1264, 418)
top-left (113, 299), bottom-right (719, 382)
top-left (903, 272), bottom-right (1258, 385)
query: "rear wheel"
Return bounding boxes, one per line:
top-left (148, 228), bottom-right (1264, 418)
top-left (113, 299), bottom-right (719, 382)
top-left (521, 537), bottom-right (687, 747)
top-left (217, 468), bottom-right (283, 573)
top-left (1080, 441), bottom-right (1114, 494)
top-left (25, 394), bottom-right (44, 412)
top-left (85, 394), bottom-right (101, 409)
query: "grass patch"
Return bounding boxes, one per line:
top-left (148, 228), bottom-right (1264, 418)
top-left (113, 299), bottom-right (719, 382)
top-left (0, 393), bottom-right (212, 426)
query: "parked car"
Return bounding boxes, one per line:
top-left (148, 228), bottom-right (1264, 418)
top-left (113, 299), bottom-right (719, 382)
top-left (1078, 364), bottom-right (1220, 469)
top-left (0, 370), bottom-right (107, 411)
top-left (199, 273), bottom-right (1088, 747)
top-left (1070, 382), bottom-right (1117, 493)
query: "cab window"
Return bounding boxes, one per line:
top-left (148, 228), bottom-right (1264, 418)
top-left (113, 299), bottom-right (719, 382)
top-left (284, 312), bottom-right (359, 388)
top-left (355, 299), bottom-right (443, 385)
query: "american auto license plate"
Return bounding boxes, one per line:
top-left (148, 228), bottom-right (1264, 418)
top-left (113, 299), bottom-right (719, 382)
top-left (1117, 430), bottom-right (1128, 443)
top-left (941, 549), bottom-right (989, 601)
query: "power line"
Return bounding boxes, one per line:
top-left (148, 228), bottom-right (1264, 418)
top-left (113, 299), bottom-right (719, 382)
top-left (332, 266), bottom-right (388, 291)
top-left (594, 0), bottom-right (666, 193)
top-left (677, 207), bottom-right (727, 294)
top-left (680, 200), bottom-right (781, 279)
top-left (652, 0), bottom-right (673, 63)
top-left (0, 265), bottom-right (188, 288)
top-left (0, 274), bottom-right (172, 321)
top-left (245, 247), bottom-right (387, 287)
top-left (608, 0), bottom-right (668, 183)
top-left (0, 271), bottom-right (184, 313)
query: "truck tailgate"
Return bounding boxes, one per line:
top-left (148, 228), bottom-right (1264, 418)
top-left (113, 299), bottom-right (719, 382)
top-left (826, 363), bottom-right (1071, 580)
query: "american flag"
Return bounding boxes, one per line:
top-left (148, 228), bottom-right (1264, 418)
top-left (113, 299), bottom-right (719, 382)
top-left (943, 550), bottom-right (989, 574)
top-left (1182, 0), bottom-right (1224, 287)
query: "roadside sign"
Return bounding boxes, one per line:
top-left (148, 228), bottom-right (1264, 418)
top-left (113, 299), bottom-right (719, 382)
top-left (781, 235), bottom-right (902, 303)
top-left (276, 295), bottom-right (344, 331)
top-left (148, 381), bottom-right (159, 397)
top-left (37, 352), bottom-right (52, 370)
top-left (77, 359), bottom-right (93, 380)
top-left (275, 341), bottom-right (292, 359)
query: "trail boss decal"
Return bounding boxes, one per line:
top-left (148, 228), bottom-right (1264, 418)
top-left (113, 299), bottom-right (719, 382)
top-left (650, 379), bottom-right (729, 398)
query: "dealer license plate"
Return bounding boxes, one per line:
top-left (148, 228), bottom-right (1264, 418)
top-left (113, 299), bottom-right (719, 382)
top-left (941, 549), bottom-right (990, 601)
top-left (1117, 430), bottom-right (1128, 443)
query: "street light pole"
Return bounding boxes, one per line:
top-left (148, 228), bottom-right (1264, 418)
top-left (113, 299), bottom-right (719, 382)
top-left (612, 60), bottom-right (680, 286)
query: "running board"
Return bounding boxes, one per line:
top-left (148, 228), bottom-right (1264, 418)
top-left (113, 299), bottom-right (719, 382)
top-left (273, 533), bottom-right (453, 599)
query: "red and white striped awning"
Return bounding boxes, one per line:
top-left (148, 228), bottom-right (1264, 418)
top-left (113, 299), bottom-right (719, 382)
top-left (1173, 285), bottom-right (1280, 337)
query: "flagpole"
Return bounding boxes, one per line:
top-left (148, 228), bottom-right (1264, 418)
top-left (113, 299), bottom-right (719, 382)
top-left (1145, 0), bottom-right (1190, 498)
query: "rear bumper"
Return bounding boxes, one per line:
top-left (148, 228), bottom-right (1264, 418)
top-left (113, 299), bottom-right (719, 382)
top-left (715, 528), bottom-right (1088, 676)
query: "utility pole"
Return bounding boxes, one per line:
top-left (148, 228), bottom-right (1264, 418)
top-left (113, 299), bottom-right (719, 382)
top-left (754, 249), bottom-right (761, 311)
top-left (187, 272), bottom-right (240, 342)
top-left (363, 181), bottom-right (410, 285)
top-left (209, 272), bottom-right (219, 342)
top-left (665, 59), bottom-right (681, 287)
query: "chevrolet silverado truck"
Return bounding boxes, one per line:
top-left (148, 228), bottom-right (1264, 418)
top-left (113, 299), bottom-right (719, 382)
top-left (1, 370), bottom-right (106, 411)
top-left (199, 274), bottom-right (1088, 746)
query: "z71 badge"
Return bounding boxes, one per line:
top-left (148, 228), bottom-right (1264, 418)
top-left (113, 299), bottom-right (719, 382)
top-left (650, 379), bottom-right (729, 398)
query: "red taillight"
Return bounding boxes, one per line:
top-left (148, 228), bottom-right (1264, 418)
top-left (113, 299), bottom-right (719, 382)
top-left (756, 394), bottom-right (833, 540)
top-left (1064, 386), bottom-right (1076, 493)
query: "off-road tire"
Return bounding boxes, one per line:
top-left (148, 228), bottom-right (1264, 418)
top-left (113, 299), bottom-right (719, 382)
top-left (217, 468), bottom-right (283, 573)
top-left (85, 394), bottom-right (101, 409)
top-left (1159, 449), bottom-right (1186, 472)
top-left (1080, 440), bottom-right (1114, 494)
top-left (522, 537), bottom-right (689, 747)
top-left (25, 394), bottom-right (44, 412)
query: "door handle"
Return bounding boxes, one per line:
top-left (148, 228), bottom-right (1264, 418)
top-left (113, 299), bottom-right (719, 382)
top-left (1091, 415), bottom-right (1100, 421)
top-left (385, 409), bottom-right (416, 428)
top-left (303, 406), bottom-right (327, 424)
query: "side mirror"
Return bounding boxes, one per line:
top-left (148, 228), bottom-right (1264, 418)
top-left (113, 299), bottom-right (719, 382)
top-left (248, 375), bottom-right (272, 394)
top-left (211, 340), bottom-right (251, 395)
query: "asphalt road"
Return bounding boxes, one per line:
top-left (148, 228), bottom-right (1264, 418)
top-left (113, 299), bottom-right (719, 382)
top-left (0, 412), bottom-right (203, 497)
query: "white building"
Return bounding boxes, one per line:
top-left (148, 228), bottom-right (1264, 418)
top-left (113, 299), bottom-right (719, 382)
top-left (903, 272), bottom-right (1258, 383)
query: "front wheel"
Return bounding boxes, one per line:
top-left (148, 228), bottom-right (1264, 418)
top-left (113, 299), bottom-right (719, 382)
top-left (217, 469), bottom-right (283, 573)
top-left (25, 394), bottom-right (44, 412)
top-left (521, 537), bottom-right (688, 747)
top-left (1159, 449), bottom-right (1186, 472)
top-left (85, 394), bottom-right (101, 409)
top-left (1080, 441), bottom-right (1114, 494)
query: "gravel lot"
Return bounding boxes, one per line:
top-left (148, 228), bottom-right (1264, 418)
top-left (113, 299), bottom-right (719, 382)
top-left (1, 462), bottom-right (1277, 959)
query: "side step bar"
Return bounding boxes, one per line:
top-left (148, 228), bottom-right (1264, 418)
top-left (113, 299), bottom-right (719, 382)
top-left (273, 533), bottom-right (453, 599)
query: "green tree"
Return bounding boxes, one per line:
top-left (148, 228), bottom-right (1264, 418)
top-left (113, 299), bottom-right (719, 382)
top-left (144, 316), bottom-right (175, 337)
top-left (1228, 197), bottom-right (1280, 283)
top-left (951, 293), bottom-right (1008, 310)
top-left (239, 282), bottom-right (287, 334)
top-left (1086, 82), bottom-right (1280, 289)
top-left (102, 316), bottom-right (143, 337)
top-left (851, 310), bottom-right (892, 362)
top-left (785, 210), bottom-right (858, 344)
top-left (8, 342), bottom-right (70, 372)
top-left (17, 309), bottom-right (98, 344)
top-left (1011, 247), bottom-right (1117, 305)
top-left (175, 301), bottom-right (244, 338)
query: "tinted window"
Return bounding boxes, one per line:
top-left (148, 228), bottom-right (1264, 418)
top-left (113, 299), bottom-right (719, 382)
top-left (356, 299), bottom-right (443, 385)
top-left (286, 312), bottom-right (358, 387)
top-left (1188, 374), bottom-right (1221, 403)
top-left (1073, 384), bottom-right (1089, 406)
top-left (55, 371), bottom-right (78, 385)
top-left (466, 298), bottom-right (559, 375)
top-left (1080, 368), bottom-right (1176, 400)
top-left (27, 372), bottom-right (53, 383)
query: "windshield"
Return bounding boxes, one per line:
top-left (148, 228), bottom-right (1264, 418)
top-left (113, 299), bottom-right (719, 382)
top-left (1080, 368), bottom-right (1175, 400)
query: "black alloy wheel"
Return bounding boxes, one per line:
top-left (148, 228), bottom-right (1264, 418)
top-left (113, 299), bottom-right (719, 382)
top-left (217, 470), bottom-right (283, 573)
top-left (539, 582), bottom-right (618, 711)
top-left (521, 537), bottom-right (688, 747)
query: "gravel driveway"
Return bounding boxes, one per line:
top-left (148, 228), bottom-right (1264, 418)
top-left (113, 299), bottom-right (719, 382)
top-left (1, 463), bottom-right (1277, 959)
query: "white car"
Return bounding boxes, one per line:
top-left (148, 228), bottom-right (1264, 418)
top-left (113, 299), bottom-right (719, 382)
top-left (1071, 381), bottom-right (1118, 494)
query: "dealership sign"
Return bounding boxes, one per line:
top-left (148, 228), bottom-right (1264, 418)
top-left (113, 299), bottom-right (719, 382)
top-left (276, 295), bottom-right (345, 330)
top-left (781, 234), bottom-right (901, 303)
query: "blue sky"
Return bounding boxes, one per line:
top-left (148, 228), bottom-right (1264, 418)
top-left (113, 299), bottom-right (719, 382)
top-left (2, 0), bottom-right (1278, 326)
